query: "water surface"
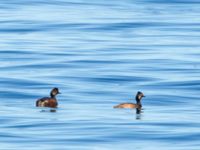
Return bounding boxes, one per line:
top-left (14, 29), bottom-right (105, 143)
top-left (0, 0), bottom-right (200, 150)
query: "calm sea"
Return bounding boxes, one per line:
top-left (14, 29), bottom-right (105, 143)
top-left (0, 0), bottom-right (200, 149)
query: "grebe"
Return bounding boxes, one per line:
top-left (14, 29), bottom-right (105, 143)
top-left (36, 88), bottom-right (60, 108)
top-left (114, 91), bottom-right (145, 109)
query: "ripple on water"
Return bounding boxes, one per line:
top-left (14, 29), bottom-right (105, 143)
top-left (0, 0), bottom-right (200, 150)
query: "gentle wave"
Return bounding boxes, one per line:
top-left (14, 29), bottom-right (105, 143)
top-left (0, 0), bottom-right (200, 150)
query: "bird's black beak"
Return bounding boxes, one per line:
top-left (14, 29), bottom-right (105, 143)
top-left (142, 95), bottom-right (145, 97)
top-left (58, 92), bottom-right (61, 94)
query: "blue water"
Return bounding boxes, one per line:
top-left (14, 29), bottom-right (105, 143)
top-left (0, 0), bottom-right (200, 149)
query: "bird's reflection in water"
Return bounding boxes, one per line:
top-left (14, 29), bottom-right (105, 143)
top-left (40, 109), bottom-right (57, 113)
top-left (50, 109), bottom-right (57, 112)
top-left (136, 108), bottom-right (143, 120)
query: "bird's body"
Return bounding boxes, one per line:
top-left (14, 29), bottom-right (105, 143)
top-left (113, 103), bottom-right (141, 109)
top-left (36, 88), bottom-right (60, 108)
top-left (113, 91), bottom-right (145, 109)
top-left (36, 97), bottom-right (58, 107)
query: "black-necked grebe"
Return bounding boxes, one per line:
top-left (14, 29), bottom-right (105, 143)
top-left (36, 88), bottom-right (61, 108)
top-left (113, 91), bottom-right (145, 109)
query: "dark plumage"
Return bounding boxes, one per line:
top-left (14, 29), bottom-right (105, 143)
top-left (36, 88), bottom-right (61, 108)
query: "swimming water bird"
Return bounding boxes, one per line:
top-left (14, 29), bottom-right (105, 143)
top-left (36, 88), bottom-right (61, 108)
top-left (113, 91), bottom-right (145, 109)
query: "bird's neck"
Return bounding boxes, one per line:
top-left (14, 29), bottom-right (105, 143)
top-left (136, 100), bottom-right (142, 107)
top-left (50, 93), bottom-right (56, 98)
